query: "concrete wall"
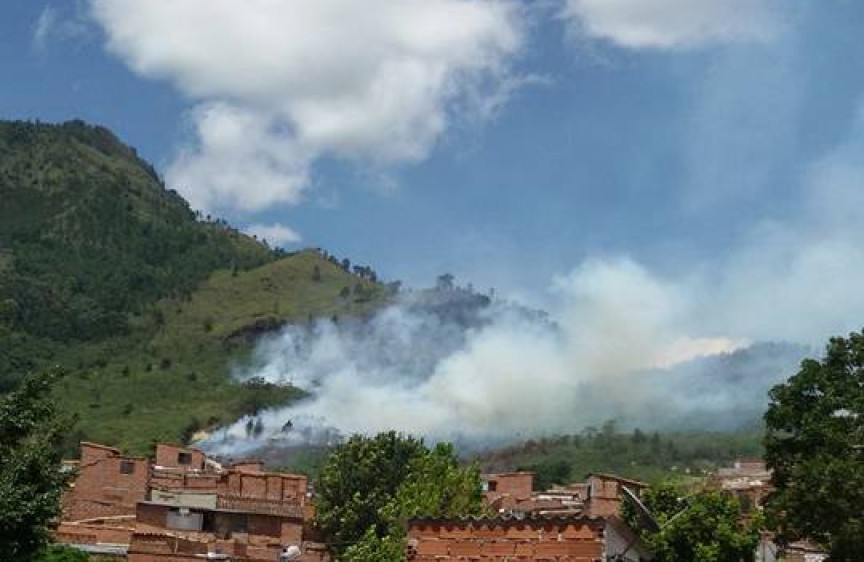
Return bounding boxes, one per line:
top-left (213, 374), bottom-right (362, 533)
top-left (149, 488), bottom-right (218, 510)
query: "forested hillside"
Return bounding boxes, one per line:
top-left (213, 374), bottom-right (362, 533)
top-left (473, 426), bottom-right (764, 488)
top-left (0, 120), bottom-right (390, 453)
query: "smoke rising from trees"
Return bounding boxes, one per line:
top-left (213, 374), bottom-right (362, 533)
top-left (203, 278), bottom-right (806, 456)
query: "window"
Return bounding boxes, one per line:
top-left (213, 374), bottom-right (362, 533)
top-left (120, 460), bottom-right (135, 475)
top-left (230, 514), bottom-right (248, 534)
top-left (178, 452), bottom-right (192, 465)
top-left (487, 481), bottom-right (498, 492)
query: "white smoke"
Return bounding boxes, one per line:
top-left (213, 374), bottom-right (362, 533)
top-left (202, 265), bottom-right (803, 456)
top-left (203, 103), bottom-right (864, 453)
top-left (204, 76), bottom-right (864, 458)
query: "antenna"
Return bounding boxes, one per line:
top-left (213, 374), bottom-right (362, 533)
top-left (620, 486), bottom-right (660, 533)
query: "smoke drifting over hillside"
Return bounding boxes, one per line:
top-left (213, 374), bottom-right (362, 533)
top-left (204, 102), bottom-right (864, 457)
top-left (202, 273), bottom-right (807, 456)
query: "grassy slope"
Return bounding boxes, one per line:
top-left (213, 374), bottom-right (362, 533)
top-left (54, 250), bottom-right (388, 454)
top-left (0, 120), bottom-right (391, 454)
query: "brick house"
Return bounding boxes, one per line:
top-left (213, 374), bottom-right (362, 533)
top-left (57, 442), bottom-right (326, 562)
top-left (63, 442), bottom-right (151, 522)
top-left (482, 471), bottom-right (646, 521)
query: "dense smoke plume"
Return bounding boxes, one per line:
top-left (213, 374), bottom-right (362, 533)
top-left (202, 275), bottom-right (808, 456)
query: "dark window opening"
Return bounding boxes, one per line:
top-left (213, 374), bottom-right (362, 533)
top-left (178, 452), bottom-right (192, 465)
top-left (230, 514), bottom-right (248, 534)
top-left (487, 481), bottom-right (498, 492)
top-left (120, 460), bottom-right (135, 474)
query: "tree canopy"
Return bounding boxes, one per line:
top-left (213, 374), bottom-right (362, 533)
top-left (0, 369), bottom-right (73, 560)
top-left (764, 330), bottom-right (864, 559)
top-left (623, 482), bottom-right (761, 562)
top-left (315, 432), bottom-right (486, 559)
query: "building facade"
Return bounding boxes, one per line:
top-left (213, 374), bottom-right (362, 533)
top-left (57, 442), bottom-right (326, 562)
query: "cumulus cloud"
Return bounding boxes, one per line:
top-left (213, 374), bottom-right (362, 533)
top-left (168, 103), bottom-right (311, 212)
top-left (560, 0), bottom-right (783, 49)
top-left (89, 0), bottom-right (524, 213)
top-left (245, 222), bottom-right (302, 248)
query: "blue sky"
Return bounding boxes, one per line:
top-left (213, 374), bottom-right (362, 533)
top-left (4, 0), bottom-right (864, 351)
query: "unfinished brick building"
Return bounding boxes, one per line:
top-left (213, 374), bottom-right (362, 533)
top-left (407, 515), bottom-right (652, 561)
top-left (443, 471), bottom-right (653, 561)
top-left (58, 442), bottom-right (326, 562)
top-left (63, 442), bottom-right (150, 522)
top-left (482, 471), bottom-right (646, 521)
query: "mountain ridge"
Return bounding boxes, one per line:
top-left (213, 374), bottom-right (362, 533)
top-left (0, 118), bottom-right (390, 453)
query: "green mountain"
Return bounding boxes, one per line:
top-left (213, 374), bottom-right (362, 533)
top-left (0, 119), bottom-right (389, 453)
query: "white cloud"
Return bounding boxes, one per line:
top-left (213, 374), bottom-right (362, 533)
top-left (245, 222), bottom-right (302, 247)
top-left (33, 5), bottom-right (90, 52)
top-left (89, 0), bottom-right (525, 213)
top-left (560, 0), bottom-right (782, 49)
top-left (168, 103), bottom-right (311, 212)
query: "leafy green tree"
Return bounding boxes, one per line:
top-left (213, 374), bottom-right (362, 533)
top-left (315, 434), bottom-right (486, 558)
top-left (381, 443), bottom-right (486, 525)
top-left (36, 545), bottom-right (90, 562)
top-left (0, 369), bottom-right (74, 560)
top-left (315, 432), bottom-right (426, 556)
top-left (341, 527), bottom-right (404, 562)
top-left (764, 331), bottom-right (864, 560)
top-left (624, 483), bottom-right (761, 562)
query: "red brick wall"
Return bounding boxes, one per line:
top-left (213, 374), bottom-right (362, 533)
top-left (55, 522), bottom-right (134, 546)
top-left (136, 503), bottom-right (168, 528)
top-left (65, 451), bottom-right (149, 521)
top-left (232, 461), bottom-right (264, 473)
top-left (155, 444), bottom-right (205, 470)
top-left (408, 518), bottom-right (605, 562)
top-left (484, 472), bottom-right (534, 496)
top-left (247, 514), bottom-right (281, 538)
top-left (222, 471), bottom-right (307, 504)
top-left (128, 534), bottom-right (207, 562)
top-left (64, 441), bottom-right (314, 562)
top-left (585, 475), bottom-right (643, 517)
top-left (280, 520), bottom-right (304, 544)
top-left (80, 442), bottom-right (121, 463)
